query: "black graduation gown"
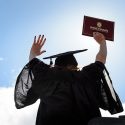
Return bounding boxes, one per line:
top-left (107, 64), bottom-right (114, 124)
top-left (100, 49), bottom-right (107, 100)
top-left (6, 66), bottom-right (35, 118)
top-left (14, 58), bottom-right (123, 125)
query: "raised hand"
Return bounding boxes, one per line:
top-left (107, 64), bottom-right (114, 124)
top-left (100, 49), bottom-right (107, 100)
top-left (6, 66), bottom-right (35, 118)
top-left (93, 32), bottom-right (105, 44)
top-left (31, 35), bottom-right (46, 56)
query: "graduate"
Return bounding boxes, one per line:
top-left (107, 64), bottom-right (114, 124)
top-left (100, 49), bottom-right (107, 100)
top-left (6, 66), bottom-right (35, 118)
top-left (14, 32), bottom-right (123, 125)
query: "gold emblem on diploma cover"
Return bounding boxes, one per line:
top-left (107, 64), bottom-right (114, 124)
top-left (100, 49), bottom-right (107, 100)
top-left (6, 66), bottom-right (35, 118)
top-left (82, 16), bottom-right (115, 41)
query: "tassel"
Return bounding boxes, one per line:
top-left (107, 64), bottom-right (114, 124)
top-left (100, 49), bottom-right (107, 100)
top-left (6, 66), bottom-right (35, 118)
top-left (50, 58), bottom-right (53, 66)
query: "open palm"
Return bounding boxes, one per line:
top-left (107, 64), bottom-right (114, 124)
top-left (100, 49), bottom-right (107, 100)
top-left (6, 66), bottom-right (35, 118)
top-left (31, 35), bottom-right (46, 56)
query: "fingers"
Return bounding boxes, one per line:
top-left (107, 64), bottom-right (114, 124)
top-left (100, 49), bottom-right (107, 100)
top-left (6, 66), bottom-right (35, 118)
top-left (39, 35), bottom-right (45, 45)
top-left (33, 36), bottom-right (36, 44)
top-left (93, 32), bottom-right (105, 38)
top-left (40, 37), bottom-right (46, 47)
top-left (40, 50), bottom-right (46, 55)
top-left (40, 35), bottom-right (44, 43)
top-left (93, 32), bottom-right (101, 37)
top-left (35, 35), bottom-right (46, 44)
top-left (93, 32), bottom-right (105, 42)
top-left (37, 35), bottom-right (41, 43)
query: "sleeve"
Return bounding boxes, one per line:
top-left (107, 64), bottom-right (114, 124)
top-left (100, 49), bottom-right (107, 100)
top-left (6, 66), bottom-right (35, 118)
top-left (98, 66), bottom-right (124, 114)
top-left (14, 58), bottom-right (49, 109)
top-left (82, 61), bottom-right (124, 114)
top-left (82, 61), bottom-right (105, 81)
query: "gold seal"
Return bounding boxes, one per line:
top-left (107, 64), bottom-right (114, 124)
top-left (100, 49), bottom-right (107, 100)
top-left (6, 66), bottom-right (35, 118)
top-left (97, 22), bottom-right (102, 28)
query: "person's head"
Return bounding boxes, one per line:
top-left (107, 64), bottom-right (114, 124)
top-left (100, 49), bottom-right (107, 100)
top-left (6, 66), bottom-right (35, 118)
top-left (43, 49), bottom-right (88, 70)
top-left (55, 54), bottom-right (78, 70)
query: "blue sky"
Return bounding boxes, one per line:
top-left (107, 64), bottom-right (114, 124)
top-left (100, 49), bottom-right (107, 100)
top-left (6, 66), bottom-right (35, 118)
top-left (0, 0), bottom-right (125, 124)
top-left (0, 0), bottom-right (125, 102)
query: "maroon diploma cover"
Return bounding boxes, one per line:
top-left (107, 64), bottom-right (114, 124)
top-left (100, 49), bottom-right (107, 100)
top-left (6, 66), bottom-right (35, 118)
top-left (82, 16), bottom-right (115, 41)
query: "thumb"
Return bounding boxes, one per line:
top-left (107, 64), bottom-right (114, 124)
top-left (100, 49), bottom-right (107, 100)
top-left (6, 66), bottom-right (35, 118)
top-left (40, 50), bottom-right (46, 55)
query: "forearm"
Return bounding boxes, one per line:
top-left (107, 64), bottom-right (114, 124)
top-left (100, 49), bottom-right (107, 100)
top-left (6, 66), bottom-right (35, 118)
top-left (96, 41), bottom-right (107, 64)
top-left (29, 50), bottom-right (36, 61)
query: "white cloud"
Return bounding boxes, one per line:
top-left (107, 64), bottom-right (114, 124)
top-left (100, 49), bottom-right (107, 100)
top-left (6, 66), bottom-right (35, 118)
top-left (0, 87), bottom-right (39, 125)
top-left (0, 57), bottom-right (4, 61)
top-left (0, 87), bottom-right (124, 125)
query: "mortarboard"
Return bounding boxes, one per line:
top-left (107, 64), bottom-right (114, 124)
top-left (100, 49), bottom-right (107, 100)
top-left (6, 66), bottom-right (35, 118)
top-left (43, 49), bottom-right (88, 66)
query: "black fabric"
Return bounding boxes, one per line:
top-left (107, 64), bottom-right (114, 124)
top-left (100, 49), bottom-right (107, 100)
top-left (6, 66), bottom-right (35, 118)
top-left (14, 58), bottom-right (123, 125)
top-left (88, 117), bottom-right (125, 125)
top-left (14, 58), bottom-right (40, 108)
top-left (55, 54), bottom-right (78, 67)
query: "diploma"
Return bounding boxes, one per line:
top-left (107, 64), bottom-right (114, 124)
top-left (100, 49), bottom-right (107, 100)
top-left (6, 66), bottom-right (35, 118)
top-left (82, 16), bottom-right (115, 41)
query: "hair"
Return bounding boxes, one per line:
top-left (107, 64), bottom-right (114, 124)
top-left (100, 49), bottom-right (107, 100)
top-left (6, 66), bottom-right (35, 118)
top-left (55, 54), bottom-right (78, 67)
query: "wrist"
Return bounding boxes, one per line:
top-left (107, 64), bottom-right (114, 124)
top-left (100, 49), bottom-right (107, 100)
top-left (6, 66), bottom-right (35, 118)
top-left (29, 50), bottom-right (36, 61)
top-left (99, 40), bottom-right (106, 45)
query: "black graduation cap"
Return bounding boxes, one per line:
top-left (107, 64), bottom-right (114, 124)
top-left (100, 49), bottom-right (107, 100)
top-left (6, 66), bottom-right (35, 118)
top-left (43, 49), bottom-right (88, 66)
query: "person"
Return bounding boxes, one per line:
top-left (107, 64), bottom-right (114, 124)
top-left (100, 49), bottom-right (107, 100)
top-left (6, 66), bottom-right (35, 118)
top-left (14, 32), bottom-right (123, 125)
